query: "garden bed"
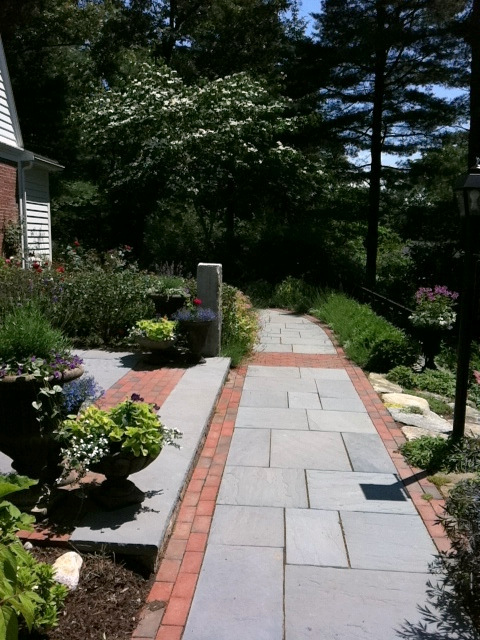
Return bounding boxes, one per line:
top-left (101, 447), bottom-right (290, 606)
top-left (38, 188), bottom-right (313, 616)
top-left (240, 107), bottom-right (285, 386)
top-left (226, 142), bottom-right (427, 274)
top-left (25, 546), bottom-right (151, 640)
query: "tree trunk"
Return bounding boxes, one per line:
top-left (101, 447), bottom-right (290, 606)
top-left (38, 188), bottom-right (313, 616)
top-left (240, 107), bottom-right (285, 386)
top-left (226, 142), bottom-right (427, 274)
top-left (365, 1), bottom-right (387, 289)
top-left (468, 0), bottom-right (480, 167)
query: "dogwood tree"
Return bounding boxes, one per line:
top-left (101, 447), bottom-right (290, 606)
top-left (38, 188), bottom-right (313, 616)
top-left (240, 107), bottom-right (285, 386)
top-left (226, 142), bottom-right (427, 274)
top-left (76, 61), bottom-right (323, 262)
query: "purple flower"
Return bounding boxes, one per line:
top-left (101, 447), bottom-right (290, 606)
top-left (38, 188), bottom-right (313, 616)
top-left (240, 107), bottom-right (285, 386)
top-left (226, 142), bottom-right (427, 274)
top-left (131, 393), bottom-right (144, 402)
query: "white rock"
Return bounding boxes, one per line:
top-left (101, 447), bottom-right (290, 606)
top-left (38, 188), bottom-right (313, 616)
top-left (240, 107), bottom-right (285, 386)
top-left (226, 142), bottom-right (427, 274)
top-left (383, 392), bottom-right (430, 414)
top-left (368, 373), bottom-right (402, 394)
top-left (23, 541), bottom-right (33, 550)
top-left (401, 425), bottom-right (449, 441)
top-left (389, 408), bottom-right (451, 433)
top-left (52, 551), bottom-right (83, 591)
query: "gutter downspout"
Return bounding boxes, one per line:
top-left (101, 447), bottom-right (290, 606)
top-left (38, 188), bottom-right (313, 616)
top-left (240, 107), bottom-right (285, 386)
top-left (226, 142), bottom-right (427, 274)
top-left (18, 155), bottom-right (34, 268)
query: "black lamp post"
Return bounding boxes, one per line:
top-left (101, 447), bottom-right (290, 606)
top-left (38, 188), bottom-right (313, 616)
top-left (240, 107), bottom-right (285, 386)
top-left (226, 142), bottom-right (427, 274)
top-left (452, 162), bottom-right (480, 440)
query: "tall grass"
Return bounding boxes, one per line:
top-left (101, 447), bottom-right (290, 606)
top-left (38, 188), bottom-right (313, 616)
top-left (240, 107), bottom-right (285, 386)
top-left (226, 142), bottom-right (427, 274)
top-left (0, 302), bottom-right (71, 362)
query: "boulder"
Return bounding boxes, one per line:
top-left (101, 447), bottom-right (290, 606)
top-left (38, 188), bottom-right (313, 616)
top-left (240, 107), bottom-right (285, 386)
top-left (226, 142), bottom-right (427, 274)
top-left (401, 425), bottom-right (449, 441)
top-left (368, 373), bottom-right (402, 394)
top-left (53, 551), bottom-right (83, 591)
top-left (389, 408), bottom-right (451, 434)
top-left (383, 392), bottom-right (430, 415)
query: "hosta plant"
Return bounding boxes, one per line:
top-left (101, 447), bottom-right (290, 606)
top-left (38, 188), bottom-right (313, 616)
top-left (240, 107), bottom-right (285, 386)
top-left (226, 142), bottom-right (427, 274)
top-left (0, 474), bottom-right (68, 639)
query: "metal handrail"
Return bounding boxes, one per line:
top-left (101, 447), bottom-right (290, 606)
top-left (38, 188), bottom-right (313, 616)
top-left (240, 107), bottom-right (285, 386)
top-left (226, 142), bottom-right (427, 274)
top-left (357, 286), bottom-right (414, 331)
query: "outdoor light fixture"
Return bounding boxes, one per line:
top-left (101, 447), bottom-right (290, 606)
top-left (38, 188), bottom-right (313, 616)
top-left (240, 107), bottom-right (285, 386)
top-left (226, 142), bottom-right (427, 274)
top-left (454, 160), bottom-right (480, 217)
top-left (452, 160), bottom-right (480, 440)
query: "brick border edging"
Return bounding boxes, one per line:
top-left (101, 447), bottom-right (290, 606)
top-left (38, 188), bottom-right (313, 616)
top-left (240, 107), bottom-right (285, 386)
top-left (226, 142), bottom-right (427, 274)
top-left (315, 317), bottom-right (451, 554)
top-left (132, 367), bottom-right (246, 640)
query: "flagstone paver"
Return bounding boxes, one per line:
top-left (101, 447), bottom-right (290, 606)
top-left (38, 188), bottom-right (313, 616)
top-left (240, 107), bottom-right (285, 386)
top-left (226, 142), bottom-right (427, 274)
top-left (133, 309), bottom-right (457, 639)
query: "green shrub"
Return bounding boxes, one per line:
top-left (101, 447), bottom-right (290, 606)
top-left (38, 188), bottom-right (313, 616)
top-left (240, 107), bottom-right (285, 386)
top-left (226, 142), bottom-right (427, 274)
top-left (386, 365), bottom-right (417, 388)
top-left (416, 368), bottom-right (457, 397)
top-left (399, 435), bottom-right (480, 474)
top-left (387, 366), bottom-right (457, 399)
top-left (271, 276), bottom-right (319, 313)
top-left (47, 270), bottom-right (155, 346)
top-left (399, 436), bottom-right (451, 472)
top-left (440, 477), bottom-right (480, 628)
top-left (221, 285), bottom-right (258, 366)
top-left (311, 292), bottom-right (418, 372)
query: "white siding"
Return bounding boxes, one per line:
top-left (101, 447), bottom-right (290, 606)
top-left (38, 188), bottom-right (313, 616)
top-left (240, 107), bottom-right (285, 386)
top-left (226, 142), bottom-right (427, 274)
top-left (25, 167), bottom-right (52, 260)
top-left (0, 73), bottom-right (17, 146)
top-left (0, 38), bottom-right (21, 149)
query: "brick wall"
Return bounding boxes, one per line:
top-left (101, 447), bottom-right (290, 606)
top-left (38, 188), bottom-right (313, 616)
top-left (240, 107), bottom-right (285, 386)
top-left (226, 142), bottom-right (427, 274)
top-left (0, 159), bottom-right (19, 255)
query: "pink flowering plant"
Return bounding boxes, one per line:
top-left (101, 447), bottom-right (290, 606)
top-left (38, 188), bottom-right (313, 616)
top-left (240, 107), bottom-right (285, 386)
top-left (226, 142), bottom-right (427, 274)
top-left (409, 286), bottom-right (459, 330)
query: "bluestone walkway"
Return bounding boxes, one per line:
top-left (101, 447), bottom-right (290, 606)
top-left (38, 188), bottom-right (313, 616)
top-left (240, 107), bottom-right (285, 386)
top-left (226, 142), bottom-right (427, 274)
top-left (139, 310), bottom-right (461, 640)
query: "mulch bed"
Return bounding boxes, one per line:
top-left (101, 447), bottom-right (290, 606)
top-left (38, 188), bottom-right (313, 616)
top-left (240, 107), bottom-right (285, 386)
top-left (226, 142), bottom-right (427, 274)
top-left (23, 546), bottom-right (152, 640)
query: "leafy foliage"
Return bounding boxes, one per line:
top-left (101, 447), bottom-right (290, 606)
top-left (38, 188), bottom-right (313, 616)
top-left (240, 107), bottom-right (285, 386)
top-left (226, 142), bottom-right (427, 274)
top-left (399, 435), bottom-right (480, 473)
top-left (221, 284), bottom-right (258, 366)
top-left (440, 476), bottom-right (480, 629)
top-left (131, 318), bottom-right (178, 342)
top-left (311, 292), bottom-right (418, 372)
top-left (387, 366), bottom-right (458, 399)
top-left (0, 475), bottom-right (67, 639)
top-left (58, 397), bottom-right (182, 478)
top-left (270, 276), bottom-right (319, 314)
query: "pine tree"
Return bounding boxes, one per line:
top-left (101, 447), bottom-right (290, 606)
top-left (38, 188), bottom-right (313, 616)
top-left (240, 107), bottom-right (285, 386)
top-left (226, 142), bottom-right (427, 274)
top-left (314, 0), bottom-right (459, 287)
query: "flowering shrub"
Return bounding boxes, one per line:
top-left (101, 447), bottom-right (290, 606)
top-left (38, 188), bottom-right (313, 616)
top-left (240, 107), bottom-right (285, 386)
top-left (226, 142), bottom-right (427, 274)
top-left (409, 285), bottom-right (459, 330)
top-left (57, 394), bottom-right (181, 480)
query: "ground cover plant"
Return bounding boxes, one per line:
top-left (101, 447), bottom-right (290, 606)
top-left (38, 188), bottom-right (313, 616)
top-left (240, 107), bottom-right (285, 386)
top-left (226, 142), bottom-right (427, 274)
top-left (399, 435), bottom-right (480, 474)
top-left (387, 364), bottom-right (480, 412)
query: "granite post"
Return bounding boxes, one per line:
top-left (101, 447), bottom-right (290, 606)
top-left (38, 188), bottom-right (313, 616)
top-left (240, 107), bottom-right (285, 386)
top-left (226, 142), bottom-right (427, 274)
top-left (197, 263), bottom-right (222, 357)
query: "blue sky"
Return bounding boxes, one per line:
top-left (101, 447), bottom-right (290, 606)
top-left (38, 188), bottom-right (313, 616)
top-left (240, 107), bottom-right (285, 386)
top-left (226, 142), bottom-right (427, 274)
top-left (297, 0), bottom-right (321, 30)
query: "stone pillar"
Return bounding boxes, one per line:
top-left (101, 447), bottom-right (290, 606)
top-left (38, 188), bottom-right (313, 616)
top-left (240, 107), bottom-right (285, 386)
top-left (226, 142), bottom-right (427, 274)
top-left (197, 263), bottom-right (222, 357)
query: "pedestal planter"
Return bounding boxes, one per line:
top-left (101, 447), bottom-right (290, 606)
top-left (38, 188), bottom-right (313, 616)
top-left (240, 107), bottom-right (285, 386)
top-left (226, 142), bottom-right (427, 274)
top-left (416, 328), bottom-right (445, 370)
top-left (136, 336), bottom-right (176, 352)
top-left (148, 294), bottom-right (186, 317)
top-left (91, 449), bottom-right (159, 510)
top-left (179, 320), bottom-right (212, 363)
top-left (0, 367), bottom-right (83, 481)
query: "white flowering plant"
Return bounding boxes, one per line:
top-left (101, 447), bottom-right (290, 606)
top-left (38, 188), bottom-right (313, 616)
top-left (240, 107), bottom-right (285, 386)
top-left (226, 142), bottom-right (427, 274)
top-left (74, 61), bottom-right (324, 255)
top-left (409, 286), bottom-right (459, 330)
top-left (56, 394), bottom-right (181, 481)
